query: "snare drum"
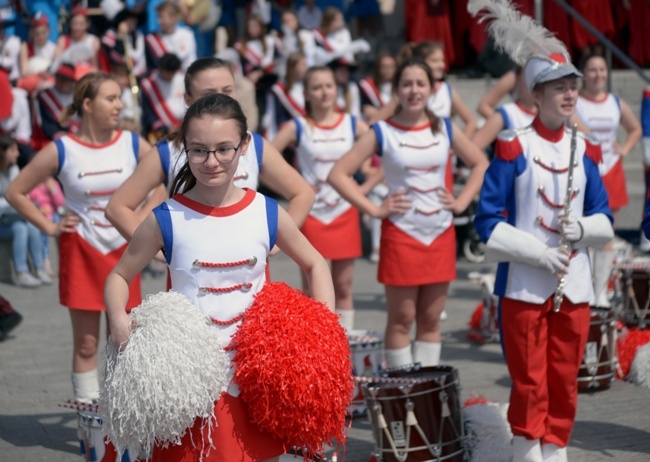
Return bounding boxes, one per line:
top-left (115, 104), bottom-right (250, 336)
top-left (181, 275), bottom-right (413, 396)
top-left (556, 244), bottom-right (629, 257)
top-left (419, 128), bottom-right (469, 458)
top-left (578, 309), bottom-right (617, 391)
top-left (348, 330), bottom-right (384, 416)
top-left (362, 365), bottom-right (466, 462)
top-left (617, 258), bottom-right (650, 329)
top-left (78, 411), bottom-right (141, 462)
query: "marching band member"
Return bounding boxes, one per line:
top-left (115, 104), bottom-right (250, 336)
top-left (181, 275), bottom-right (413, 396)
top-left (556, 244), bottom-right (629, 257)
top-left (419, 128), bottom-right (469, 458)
top-left (312, 7), bottom-right (357, 67)
top-left (469, 1), bottom-right (614, 460)
top-left (6, 73), bottom-right (151, 403)
top-left (105, 92), bottom-right (334, 462)
top-left (106, 57), bottom-right (314, 243)
top-left (265, 52), bottom-right (306, 141)
top-left (0, 17), bottom-right (21, 82)
top-left (145, 1), bottom-right (197, 71)
top-left (329, 58), bottom-right (487, 364)
top-left (52, 7), bottom-right (100, 71)
top-left (272, 65), bottom-right (371, 331)
top-left (359, 52), bottom-right (396, 121)
top-left (330, 59), bottom-right (361, 117)
top-left (0, 72), bottom-right (33, 168)
top-left (100, 7), bottom-right (146, 79)
top-left (140, 53), bottom-right (185, 139)
top-left (639, 86), bottom-right (650, 244)
top-left (575, 53), bottom-right (641, 307)
top-left (32, 63), bottom-right (78, 151)
top-left (234, 15), bottom-right (279, 88)
top-left (471, 67), bottom-right (536, 152)
top-left (18, 13), bottom-right (56, 85)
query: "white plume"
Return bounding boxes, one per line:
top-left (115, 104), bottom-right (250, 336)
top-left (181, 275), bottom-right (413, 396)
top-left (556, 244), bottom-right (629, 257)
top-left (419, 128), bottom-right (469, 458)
top-left (629, 343), bottom-right (650, 389)
top-left (467, 0), bottom-right (568, 66)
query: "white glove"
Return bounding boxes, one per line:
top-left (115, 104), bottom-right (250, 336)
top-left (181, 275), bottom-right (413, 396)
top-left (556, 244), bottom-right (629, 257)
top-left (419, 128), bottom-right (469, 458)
top-left (560, 216), bottom-right (583, 242)
top-left (350, 39), bottom-right (371, 54)
top-left (538, 247), bottom-right (570, 276)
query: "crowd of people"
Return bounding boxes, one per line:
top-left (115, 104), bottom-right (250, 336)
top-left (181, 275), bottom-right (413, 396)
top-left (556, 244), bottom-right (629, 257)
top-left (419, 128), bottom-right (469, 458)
top-left (0, 0), bottom-right (649, 461)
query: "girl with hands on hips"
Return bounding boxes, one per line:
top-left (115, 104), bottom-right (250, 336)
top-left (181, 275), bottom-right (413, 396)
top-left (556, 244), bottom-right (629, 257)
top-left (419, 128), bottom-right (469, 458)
top-left (329, 57), bottom-right (487, 369)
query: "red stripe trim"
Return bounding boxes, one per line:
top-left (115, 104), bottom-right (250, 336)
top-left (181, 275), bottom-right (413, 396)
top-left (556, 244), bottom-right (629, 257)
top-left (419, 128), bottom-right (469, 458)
top-left (311, 112), bottom-right (345, 130)
top-left (643, 89), bottom-right (650, 98)
top-left (386, 119), bottom-right (431, 131)
top-left (515, 101), bottom-right (537, 116)
top-left (172, 188), bottom-right (256, 217)
top-left (359, 77), bottom-right (383, 107)
top-left (146, 34), bottom-right (166, 58)
top-left (579, 92), bottom-right (609, 104)
top-left (69, 131), bottom-right (123, 149)
top-left (313, 29), bottom-right (333, 52)
top-left (271, 83), bottom-right (305, 118)
top-left (27, 42), bottom-right (34, 58)
top-left (532, 117), bottom-right (564, 142)
top-left (141, 77), bottom-right (181, 128)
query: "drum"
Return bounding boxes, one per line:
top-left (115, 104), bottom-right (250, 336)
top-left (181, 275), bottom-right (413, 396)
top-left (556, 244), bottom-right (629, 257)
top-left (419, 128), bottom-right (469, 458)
top-left (362, 365), bottom-right (466, 462)
top-left (348, 330), bottom-right (384, 416)
top-left (578, 308), bottom-right (617, 391)
top-left (78, 411), bottom-right (142, 462)
top-left (617, 258), bottom-right (650, 329)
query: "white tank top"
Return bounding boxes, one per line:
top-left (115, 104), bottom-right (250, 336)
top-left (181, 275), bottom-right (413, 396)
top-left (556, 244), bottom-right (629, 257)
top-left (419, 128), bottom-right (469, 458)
top-left (575, 93), bottom-right (621, 175)
top-left (294, 113), bottom-right (357, 224)
top-left (159, 132), bottom-right (265, 194)
top-left (55, 131), bottom-right (139, 253)
top-left (427, 82), bottom-right (452, 118)
top-left (496, 101), bottom-right (536, 131)
top-left (373, 118), bottom-right (453, 245)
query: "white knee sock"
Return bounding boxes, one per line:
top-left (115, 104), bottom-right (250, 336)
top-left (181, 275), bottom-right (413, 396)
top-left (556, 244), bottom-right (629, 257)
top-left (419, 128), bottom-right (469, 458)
top-left (412, 341), bottom-right (442, 367)
top-left (71, 369), bottom-right (99, 403)
top-left (591, 249), bottom-right (614, 307)
top-left (335, 309), bottom-right (354, 331)
top-left (541, 443), bottom-right (567, 462)
top-left (513, 436), bottom-right (543, 462)
top-left (384, 345), bottom-right (413, 368)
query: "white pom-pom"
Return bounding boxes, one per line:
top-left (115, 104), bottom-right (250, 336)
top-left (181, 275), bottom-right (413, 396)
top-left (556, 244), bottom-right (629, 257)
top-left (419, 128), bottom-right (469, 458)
top-left (100, 291), bottom-right (230, 454)
top-left (464, 403), bottom-right (512, 462)
top-left (629, 343), bottom-right (650, 389)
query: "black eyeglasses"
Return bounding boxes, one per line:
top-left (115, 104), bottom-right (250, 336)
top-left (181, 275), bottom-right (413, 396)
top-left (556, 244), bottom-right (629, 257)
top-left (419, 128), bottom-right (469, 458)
top-left (184, 137), bottom-right (245, 164)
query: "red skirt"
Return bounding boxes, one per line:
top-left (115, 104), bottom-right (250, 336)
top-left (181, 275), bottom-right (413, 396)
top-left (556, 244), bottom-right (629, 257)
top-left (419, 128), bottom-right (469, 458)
top-left (59, 232), bottom-right (141, 311)
top-left (571, 0), bottom-right (615, 49)
top-left (151, 393), bottom-right (285, 462)
top-left (629, 0), bottom-right (650, 64)
top-left (301, 207), bottom-right (362, 261)
top-left (378, 220), bottom-right (456, 287)
top-left (404, 0), bottom-right (455, 67)
top-left (602, 157), bottom-right (629, 210)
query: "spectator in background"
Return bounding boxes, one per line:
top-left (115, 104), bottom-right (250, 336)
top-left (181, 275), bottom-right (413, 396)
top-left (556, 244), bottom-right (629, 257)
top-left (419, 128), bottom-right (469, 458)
top-left (628, 0), bottom-right (650, 66)
top-left (0, 71), bottom-right (34, 168)
top-left (145, 1), bottom-right (196, 71)
top-left (265, 52), bottom-right (307, 141)
top-left (216, 48), bottom-right (260, 133)
top-left (52, 7), bottom-right (100, 72)
top-left (0, 17), bottom-right (22, 82)
top-left (101, 7), bottom-right (147, 79)
top-left (404, 0), bottom-right (455, 68)
top-left (348, 0), bottom-right (381, 59)
top-left (18, 12), bottom-right (56, 92)
top-left (570, 0), bottom-right (615, 57)
top-left (0, 135), bottom-right (50, 288)
top-left (297, 0), bottom-right (322, 29)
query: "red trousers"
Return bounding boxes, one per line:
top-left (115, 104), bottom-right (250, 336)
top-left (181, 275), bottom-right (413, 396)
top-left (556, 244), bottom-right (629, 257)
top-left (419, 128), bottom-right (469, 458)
top-left (501, 296), bottom-right (590, 447)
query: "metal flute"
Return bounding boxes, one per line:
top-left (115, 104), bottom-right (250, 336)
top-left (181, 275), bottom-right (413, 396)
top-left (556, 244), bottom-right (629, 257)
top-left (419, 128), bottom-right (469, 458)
top-left (554, 123), bottom-right (578, 312)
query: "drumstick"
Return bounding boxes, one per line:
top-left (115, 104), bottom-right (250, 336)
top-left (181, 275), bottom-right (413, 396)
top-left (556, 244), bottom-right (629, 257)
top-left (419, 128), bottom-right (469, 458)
top-left (353, 375), bottom-right (433, 385)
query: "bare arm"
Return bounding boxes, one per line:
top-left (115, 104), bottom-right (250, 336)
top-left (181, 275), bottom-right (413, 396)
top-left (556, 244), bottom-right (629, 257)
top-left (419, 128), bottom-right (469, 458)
top-left (258, 139), bottom-right (314, 227)
top-left (105, 212), bottom-right (163, 349)
top-left (275, 207), bottom-right (335, 310)
top-left (5, 143), bottom-right (78, 236)
top-left (569, 113), bottom-right (589, 134)
top-left (19, 43), bottom-right (29, 76)
top-left (440, 123), bottom-right (489, 213)
top-left (368, 98), bottom-right (399, 125)
top-left (471, 111), bottom-right (505, 150)
top-left (451, 88), bottom-right (477, 137)
top-left (105, 144), bottom-right (166, 240)
top-left (52, 37), bottom-right (66, 61)
top-left (477, 71), bottom-right (516, 119)
top-left (617, 99), bottom-right (642, 156)
top-left (270, 119), bottom-right (297, 152)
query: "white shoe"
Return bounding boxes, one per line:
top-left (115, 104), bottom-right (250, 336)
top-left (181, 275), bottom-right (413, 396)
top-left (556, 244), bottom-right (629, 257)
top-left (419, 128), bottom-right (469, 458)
top-left (369, 248), bottom-right (379, 263)
top-left (15, 272), bottom-right (42, 288)
top-left (512, 436), bottom-right (543, 462)
top-left (36, 269), bottom-right (53, 285)
top-left (541, 443), bottom-right (567, 462)
top-left (441, 310), bottom-right (448, 320)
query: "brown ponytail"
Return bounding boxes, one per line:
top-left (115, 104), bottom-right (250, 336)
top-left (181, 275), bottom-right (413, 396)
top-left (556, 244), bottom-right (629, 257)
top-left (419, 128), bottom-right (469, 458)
top-left (60, 72), bottom-right (118, 127)
top-left (392, 58), bottom-right (441, 135)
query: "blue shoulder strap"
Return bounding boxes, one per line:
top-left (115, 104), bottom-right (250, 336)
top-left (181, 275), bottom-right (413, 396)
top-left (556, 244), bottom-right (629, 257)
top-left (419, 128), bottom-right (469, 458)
top-left (252, 132), bottom-right (264, 171)
top-left (496, 107), bottom-right (511, 130)
top-left (443, 117), bottom-right (453, 146)
top-left (371, 123), bottom-right (383, 157)
top-left (264, 195), bottom-right (278, 250)
top-left (157, 140), bottom-right (171, 187)
top-left (54, 139), bottom-right (65, 175)
top-left (350, 115), bottom-right (357, 138)
top-left (293, 118), bottom-right (302, 148)
top-left (152, 202), bottom-right (173, 264)
top-left (131, 131), bottom-right (140, 161)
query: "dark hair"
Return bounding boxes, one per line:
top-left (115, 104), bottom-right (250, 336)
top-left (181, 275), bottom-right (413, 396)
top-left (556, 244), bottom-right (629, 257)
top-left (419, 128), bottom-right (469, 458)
top-left (302, 66), bottom-right (335, 120)
top-left (412, 41), bottom-right (445, 61)
top-left (61, 72), bottom-right (119, 126)
top-left (170, 94), bottom-right (248, 196)
top-left (243, 16), bottom-right (268, 56)
top-left (320, 7), bottom-right (342, 32)
top-left (156, 1), bottom-right (180, 15)
top-left (159, 53), bottom-right (182, 73)
top-left (184, 57), bottom-right (234, 96)
top-left (372, 52), bottom-right (396, 86)
top-left (578, 52), bottom-right (606, 72)
top-left (285, 52), bottom-right (305, 92)
top-left (0, 135), bottom-right (17, 168)
top-left (392, 58), bottom-right (441, 135)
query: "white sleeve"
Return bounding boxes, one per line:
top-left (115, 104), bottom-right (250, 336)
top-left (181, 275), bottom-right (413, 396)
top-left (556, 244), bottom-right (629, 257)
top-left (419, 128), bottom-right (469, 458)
top-left (485, 222), bottom-right (547, 267)
top-left (575, 213), bottom-right (614, 249)
top-left (12, 89), bottom-right (32, 142)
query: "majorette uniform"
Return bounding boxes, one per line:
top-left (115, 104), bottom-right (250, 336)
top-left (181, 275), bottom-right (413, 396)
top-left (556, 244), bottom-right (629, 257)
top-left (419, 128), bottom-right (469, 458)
top-left (145, 26), bottom-right (197, 71)
top-left (234, 35), bottom-right (278, 77)
top-left (337, 82), bottom-right (362, 118)
top-left (0, 88), bottom-right (31, 145)
top-left (372, 117), bottom-right (456, 286)
top-left (495, 101), bottom-right (536, 131)
top-left (475, 117), bottom-right (612, 448)
top-left (140, 71), bottom-right (185, 135)
top-left (56, 34), bottom-right (97, 67)
top-left (265, 80), bottom-right (305, 141)
top-left (427, 81), bottom-right (452, 119)
top-left (294, 113), bottom-right (362, 260)
top-left (150, 188), bottom-right (284, 461)
top-left (54, 131), bottom-right (142, 310)
top-left (32, 86), bottom-right (78, 150)
top-left (100, 29), bottom-right (146, 78)
top-left (641, 86), bottom-right (650, 239)
top-left (158, 132), bottom-right (265, 194)
top-left (312, 28), bottom-right (355, 66)
top-left (25, 40), bottom-right (56, 66)
top-left (358, 77), bottom-right (392, 110)
top-left (576, 93), bottom-right (627, 209)
top-left (0, 33), bottom-right (21, 81)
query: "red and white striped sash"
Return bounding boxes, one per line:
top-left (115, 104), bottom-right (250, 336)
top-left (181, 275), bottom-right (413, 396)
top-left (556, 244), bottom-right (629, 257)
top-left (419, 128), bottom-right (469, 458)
top-left (141, 76), bottom-right (181, 129)
top-left (145, 33), bottom-right (167, 58)
top-left (271, 83), bottom-right (305, 119)
top-left (313, 29), bottom-right (333, 52)
top-left (358, 77), bottom-right (383, 108)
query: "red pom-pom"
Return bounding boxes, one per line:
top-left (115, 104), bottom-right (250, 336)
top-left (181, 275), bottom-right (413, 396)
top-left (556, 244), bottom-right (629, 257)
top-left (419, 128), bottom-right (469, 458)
top-left (232, 282), bottom-right (353, 458)
top-left (469, 302), bottom-right (484, 330)
top-left (616, 328), bottom-right (650, 379)
top-left (464, 394), bottom-right (491, 408)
